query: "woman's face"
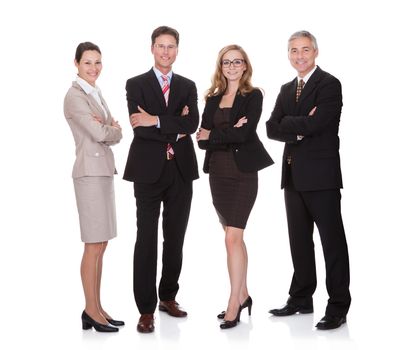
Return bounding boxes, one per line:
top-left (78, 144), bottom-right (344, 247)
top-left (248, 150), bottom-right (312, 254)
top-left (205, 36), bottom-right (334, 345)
top-left (221, 50), bottom-right (246, 83)
top-left (75, 50), bottom-right (102, 86)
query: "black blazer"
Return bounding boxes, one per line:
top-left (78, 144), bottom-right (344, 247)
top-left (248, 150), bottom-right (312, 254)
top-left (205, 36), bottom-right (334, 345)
top-left (123, 69), bottom-right (199, 183)
top-left (198, 88), bottom-right (273, 173)
top-left (266, 66), bottom-right (343, 191)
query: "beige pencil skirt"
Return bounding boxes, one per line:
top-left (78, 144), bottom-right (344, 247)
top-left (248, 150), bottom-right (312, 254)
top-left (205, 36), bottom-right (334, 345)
top-left (73, 176), bottom-right (117, 243)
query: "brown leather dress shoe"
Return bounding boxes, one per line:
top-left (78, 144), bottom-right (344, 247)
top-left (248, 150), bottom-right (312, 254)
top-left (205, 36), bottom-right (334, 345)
top-left (159, 300), bottom-right (187, 317)
top-left (137, 314), bottom-right (154, 333)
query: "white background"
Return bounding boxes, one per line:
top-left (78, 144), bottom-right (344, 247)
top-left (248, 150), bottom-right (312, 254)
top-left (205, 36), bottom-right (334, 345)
top-left (1, 0), bottom-right (401, 349)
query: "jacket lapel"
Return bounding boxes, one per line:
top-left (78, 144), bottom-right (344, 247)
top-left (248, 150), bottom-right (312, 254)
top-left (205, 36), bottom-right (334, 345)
top-left (205, 91), bottom-right (245, 128)
top-left (72, 82), bottom-right (107, 120)
top-left (88, 94), bottom-right (106, 120)
top-left (298, 66), bottom-right (323, 105)
top-left (146, 69), bottom-right (167, 111)
top-left (289, 78), bottom-right (298, 108)
top-left (166, 73), bottom-right (180, 112)
top-left (230, 92), bottom-right (245, 124)
top-left (98, 92), bottom-right (112, 121)
top-left (204, 95), bottom-right (221, 129)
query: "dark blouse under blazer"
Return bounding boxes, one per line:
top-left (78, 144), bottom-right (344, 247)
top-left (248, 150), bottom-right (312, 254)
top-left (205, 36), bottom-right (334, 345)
top-left (198, 88), bottom-right (273, 173)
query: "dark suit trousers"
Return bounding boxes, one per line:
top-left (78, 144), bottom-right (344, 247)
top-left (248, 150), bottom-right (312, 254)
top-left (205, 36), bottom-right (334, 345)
top-left (133, 160), bottom-right (193, 314)
top-left (284, 168), bottom-right (351, 317)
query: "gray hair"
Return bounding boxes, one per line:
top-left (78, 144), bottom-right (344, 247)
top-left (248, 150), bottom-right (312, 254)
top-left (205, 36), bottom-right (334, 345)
top-left (288, 30), bottom-right (318, 51)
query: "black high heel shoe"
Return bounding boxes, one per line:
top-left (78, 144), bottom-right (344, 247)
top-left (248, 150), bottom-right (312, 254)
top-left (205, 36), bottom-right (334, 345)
top-left (81, 311), bottom-right (119, 332)
top-left (217, 296), bottom-right (253, 319)
top-left (220, 306), bottom-right (242, 329)
top-left (243, 296), bottom-right (253, 316)
top-left (106, 318), bottom-right (125, 327)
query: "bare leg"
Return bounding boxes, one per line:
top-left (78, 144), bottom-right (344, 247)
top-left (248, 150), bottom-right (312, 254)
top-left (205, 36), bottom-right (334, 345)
top-left (81, 242), bottom-right (108, 324)
top-left (224, 226), bottom-right (247, 321)
top-left (94, 242), bottom-right (114, 320)
top-left (240, 241), bottom-right (250, 303)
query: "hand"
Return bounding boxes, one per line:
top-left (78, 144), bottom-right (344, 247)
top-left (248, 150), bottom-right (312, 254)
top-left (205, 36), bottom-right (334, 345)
top-left (130, 106), bottom-right (158, 128)
top-left (181, 105), bottom-right (189, 116)
top-left (196, 127), bottom-right (211, 141)
top-left (309, 106), bottom-right (317, 117)
top-left (234, 116), bottom-right (247, 128)
top-left (111, 118), bottom-right (121, 130)
top-left (178, 105), bottom-right (189, 139)
top-left (92, 115), bottom-right (104, 124)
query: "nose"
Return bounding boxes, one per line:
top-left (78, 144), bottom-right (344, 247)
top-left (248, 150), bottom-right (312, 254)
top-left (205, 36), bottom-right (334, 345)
top-left (296, 50), bottom-right (304, 59)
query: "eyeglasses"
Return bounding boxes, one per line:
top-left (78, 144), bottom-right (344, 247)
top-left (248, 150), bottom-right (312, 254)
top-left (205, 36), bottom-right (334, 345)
top-left (221, 59), bottom-right (244, 68)
top-left (154, 44), bottom-right (177, 51)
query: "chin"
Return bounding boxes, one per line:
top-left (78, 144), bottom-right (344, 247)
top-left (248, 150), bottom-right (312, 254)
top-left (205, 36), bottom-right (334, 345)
top-left (226, 76), bottom-right (241, 81)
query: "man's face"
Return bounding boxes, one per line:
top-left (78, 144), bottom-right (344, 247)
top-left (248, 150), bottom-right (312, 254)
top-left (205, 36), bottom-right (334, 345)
top-left (288, 37), bottom-right (318, 77)
top-left (151, 34), bottom-right (178, 73)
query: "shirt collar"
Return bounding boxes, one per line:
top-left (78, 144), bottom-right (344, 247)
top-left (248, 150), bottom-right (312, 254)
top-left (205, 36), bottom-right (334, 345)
top-left (153, 67), bottom-right (173, 83)
top-left (298, 65), bottom-right (317, 84)
top-left (76, 75), bottom-right (100, 95)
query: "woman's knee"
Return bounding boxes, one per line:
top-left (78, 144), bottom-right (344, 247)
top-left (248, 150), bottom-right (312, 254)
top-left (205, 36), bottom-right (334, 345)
top-left (225, 228), bottom-right (244, 249)
top-left (84, 242), bottom-right (106, 257)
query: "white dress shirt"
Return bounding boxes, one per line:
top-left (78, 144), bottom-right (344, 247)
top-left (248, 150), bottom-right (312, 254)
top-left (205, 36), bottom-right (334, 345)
top-left (76, 76), bottom-right (107, 119)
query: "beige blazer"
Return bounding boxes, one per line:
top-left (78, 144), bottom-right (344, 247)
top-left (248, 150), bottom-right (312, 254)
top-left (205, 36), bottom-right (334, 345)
top-left (64, 81), bottom-right (122, 178)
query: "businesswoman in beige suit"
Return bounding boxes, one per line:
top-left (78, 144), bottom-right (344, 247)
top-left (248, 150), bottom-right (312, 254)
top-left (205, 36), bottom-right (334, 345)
top-left (64, 42), bottom-right (123, 332)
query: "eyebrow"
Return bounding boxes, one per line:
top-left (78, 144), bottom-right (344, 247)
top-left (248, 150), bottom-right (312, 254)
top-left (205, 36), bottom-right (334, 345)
top-left (290, 46), bottom-right (312, 50)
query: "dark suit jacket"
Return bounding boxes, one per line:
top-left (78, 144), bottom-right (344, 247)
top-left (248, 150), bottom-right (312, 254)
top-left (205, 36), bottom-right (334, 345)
top-left (199, 89), bottom-right (273, 173)
top-left (266, 66), bottom-right (343, 191)
top-left (123, 69), bottom-right (199, 183)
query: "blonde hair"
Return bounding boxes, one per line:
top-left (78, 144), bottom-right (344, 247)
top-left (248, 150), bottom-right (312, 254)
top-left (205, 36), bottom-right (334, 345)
top-left (205, 44), bottom-right (254, 99)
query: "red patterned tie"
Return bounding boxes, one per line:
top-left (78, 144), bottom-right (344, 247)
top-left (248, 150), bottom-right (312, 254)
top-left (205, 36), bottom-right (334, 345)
top-left (162, 75), bottom-right (174, 160)
top-left (162, 75), bottom-right (170, 105)
top-left (296, 79), bottom-right (305, 102)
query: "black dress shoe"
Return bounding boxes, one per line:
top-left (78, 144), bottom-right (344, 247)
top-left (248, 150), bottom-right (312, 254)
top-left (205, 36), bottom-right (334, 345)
top-left (316, 315), bottom-right (346, 330)
top-left (217, 296), bottom-right (253, 319)
top-left (269, 304), bottom-right (313, 316)
top-left (220, 306), bottom-right (242, 330)
top-left (106, 318), bottom-right (125, 326)
top-left (81, 311), bottom-right (119, 332)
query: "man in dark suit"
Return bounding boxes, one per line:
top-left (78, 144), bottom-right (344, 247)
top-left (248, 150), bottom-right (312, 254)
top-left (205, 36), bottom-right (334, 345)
top-left (266, 31), bottom-right (351, 330)
top-left (123, 26), bottom-right (199, 333)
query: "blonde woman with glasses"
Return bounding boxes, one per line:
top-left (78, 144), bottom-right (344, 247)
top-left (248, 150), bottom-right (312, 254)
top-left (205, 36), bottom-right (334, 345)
top-left (197, 45), bottom-right (273, 329)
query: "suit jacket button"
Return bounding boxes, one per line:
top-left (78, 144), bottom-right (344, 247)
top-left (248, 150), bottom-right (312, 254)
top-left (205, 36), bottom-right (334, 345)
top-left (95, 152), bottom-right (99, 157)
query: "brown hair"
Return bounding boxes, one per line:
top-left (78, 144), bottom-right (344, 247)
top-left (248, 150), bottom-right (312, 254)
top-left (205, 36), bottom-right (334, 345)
top-left (206, 44), bottom-right (254, 99)
top-left (75, 42), bottom-right (101, 62)
top-left (151, 26), bottom-right (180, 45)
